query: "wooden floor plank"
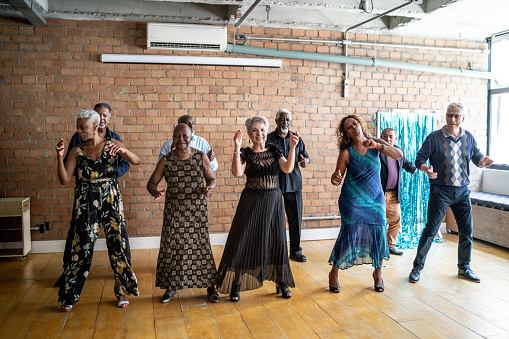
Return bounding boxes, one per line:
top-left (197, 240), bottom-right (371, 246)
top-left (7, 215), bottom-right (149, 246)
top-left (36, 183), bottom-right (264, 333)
top-left (214, 314), bottom-right (253, 338)
top-left (0, 234), bottom-right (507, 338)
top-left (0, 302), bottom-right (44, 339)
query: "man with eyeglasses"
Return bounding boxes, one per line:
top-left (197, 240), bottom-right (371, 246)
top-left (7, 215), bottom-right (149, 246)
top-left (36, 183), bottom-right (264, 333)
top-left (409, 103), bottom-right (493, 284)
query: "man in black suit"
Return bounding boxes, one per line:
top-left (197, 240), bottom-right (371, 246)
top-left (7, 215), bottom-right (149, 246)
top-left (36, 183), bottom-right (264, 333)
top-left (379, 128), bottom-right (417, 255)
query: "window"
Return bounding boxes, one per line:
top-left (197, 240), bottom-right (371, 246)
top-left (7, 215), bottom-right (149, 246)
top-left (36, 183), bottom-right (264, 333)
top-left (488, 32), bottom-right (509, 169)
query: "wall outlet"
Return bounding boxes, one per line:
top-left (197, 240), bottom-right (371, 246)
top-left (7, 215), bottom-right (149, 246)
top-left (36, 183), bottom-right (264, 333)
top-left (39, 222), bottom-right (49, 233)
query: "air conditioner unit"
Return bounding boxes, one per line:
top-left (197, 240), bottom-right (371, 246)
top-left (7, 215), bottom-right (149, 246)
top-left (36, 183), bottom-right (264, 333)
top-left (147, 23), bottom-right (227, 52)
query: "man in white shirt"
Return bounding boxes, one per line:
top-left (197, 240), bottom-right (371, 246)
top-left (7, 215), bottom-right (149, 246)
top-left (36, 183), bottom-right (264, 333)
top-left (159, 115), bottom-right (218, 171)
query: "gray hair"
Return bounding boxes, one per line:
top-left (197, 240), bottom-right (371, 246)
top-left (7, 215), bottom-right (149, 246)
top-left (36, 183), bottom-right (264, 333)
top-left (245, 115), bottom-right (269, 130)
top-left (447, 102), bottom-right (464, 112)
top-left (276, 109), bottom-right (292, 120)
top-left (76, 109), bottom-right (100, 125)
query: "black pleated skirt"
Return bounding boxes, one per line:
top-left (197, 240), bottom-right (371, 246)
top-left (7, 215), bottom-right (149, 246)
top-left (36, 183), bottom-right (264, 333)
top-left (217, 187), bottom-right (295, 294)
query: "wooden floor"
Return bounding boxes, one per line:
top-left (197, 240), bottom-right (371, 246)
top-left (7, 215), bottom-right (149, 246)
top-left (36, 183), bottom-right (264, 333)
top-left (1, 233), bottom-right (509, 339)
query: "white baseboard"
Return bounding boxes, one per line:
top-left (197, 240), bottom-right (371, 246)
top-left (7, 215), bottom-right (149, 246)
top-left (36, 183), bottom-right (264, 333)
top-left (29, 227), bottom-right (342, 254)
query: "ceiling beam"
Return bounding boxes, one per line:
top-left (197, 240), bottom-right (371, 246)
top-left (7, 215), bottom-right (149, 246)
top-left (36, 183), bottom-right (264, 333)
top-left (8, 0), bottom-right (46, 26)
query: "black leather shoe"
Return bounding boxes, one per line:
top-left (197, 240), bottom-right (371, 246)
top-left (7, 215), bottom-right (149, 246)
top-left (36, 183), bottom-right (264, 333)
top-left (289, 252), bottom-right (307, 262)
top-left (389, 246), bottom-right (404, 255)
top-left (161, 289), bottom-right (177, 303)
top-left (409, 268), bottom-right (420, 283)
top-left (458, 269), bottom-right (481, 283)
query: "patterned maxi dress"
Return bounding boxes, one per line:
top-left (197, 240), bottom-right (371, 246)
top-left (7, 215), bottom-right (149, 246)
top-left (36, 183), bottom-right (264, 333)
top-left (58, 140), bottom-right (139, 306)
top-left (217, 144), bottom-right (295, 294)
top-left (329, 146), bottom-right (390, 269)
top-left (155, 150), bottom-right (218, 290)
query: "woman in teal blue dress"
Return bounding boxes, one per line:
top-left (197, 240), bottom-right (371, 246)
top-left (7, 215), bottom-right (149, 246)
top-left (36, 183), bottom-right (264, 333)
top-left (329, 115), bottom-right (403, 293)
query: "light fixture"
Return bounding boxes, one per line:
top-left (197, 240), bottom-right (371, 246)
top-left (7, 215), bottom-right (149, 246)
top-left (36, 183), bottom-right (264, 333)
top-left (100, 54), bottom-right (282, 68)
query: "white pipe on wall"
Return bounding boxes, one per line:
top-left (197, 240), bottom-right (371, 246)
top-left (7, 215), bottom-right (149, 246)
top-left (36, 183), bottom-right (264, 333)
top-left (239, 36), bottom-right (488, 54)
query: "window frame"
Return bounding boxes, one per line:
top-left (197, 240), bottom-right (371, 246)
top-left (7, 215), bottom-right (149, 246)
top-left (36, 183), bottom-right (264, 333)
top-left (487, 31), bottom-right (509, 170)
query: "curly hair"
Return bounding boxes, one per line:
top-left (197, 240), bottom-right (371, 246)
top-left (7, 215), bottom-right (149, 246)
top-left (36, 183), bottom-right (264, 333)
top-left (335, 114), bottom-right (371, 151)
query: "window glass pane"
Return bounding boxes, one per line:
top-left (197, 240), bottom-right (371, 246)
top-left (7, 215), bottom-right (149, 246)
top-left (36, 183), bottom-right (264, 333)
top-left (489, 93), bottom-right (509, 165)
top-left (491, 38), bottom-right (509, 88)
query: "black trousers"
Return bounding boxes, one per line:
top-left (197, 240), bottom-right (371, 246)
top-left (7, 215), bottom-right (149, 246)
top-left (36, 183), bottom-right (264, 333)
top-left (283, 190), bottom-right (303, 254)
top-left (62, 220), bottom-right (132, 270)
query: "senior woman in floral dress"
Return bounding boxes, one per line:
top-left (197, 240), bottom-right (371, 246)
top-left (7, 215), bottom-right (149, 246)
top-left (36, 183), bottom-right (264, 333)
top-left (56, 109), bottom-right (140, 311)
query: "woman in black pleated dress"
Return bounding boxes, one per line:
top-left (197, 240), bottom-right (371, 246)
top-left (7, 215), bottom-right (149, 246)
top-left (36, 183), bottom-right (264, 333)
top-left (217, 115), bottom-right (300, 301)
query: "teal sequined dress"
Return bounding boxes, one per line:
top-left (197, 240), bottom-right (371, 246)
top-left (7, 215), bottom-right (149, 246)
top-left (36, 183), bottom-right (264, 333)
top-left (329, 146), bottom-right (390, 269)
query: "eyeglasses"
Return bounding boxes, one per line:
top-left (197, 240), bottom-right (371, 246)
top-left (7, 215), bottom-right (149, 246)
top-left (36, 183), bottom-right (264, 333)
top-left (446, 114), bottom-right (463, 119)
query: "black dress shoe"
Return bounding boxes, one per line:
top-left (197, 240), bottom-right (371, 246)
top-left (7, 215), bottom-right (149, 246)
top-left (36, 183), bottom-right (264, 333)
top-left (161, 289), bottom-right (177, 303)
top-left (458, 269), bottom-right (481, 283)
top-left (389, 246), bottom-right (404, 255)
top-left (289, 252), bottom-right (307, 262)
top-left (409, 268), bottom-right (420, 283)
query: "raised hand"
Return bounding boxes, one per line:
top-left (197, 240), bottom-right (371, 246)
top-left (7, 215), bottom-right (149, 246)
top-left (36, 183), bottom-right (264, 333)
top-left (56, 138), bottom-right (65, 157)
top-left (290, 131), bottom-right (300, 148)
top-left (426, 165), bottom-right (438, 179)
top-left (233, 130), bottom-right (243, 149)
top-left (152, 188), bottom-right (167, 201)
top-left (207, 148), bottom-right (215, 162)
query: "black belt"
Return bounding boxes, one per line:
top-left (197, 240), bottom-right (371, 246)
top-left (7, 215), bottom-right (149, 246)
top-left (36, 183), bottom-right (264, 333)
top-left (385, 189), bottom-right (395, 192)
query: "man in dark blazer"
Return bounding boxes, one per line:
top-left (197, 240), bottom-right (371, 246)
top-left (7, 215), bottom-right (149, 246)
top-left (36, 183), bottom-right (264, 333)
top-left (380, 128), bottom-right (417, 255)
top-left (267, 109), bottom-right (310, 262)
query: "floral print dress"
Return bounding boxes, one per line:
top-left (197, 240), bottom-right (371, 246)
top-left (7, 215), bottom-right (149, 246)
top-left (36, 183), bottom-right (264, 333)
top-left (58, 140), bottom-right (139, 306)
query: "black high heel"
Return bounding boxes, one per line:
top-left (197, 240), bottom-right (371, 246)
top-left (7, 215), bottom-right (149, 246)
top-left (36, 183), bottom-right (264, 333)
top-left (207, 287), bottom-right (220, 303)
top-left (229, 283), bottom-right (240, 302)
top-left (373, 272), bottom-right (384, 292)
top-left (276, 283), bottom-right (292, 299)
top-left (328, 271), bottom-right (340, 293)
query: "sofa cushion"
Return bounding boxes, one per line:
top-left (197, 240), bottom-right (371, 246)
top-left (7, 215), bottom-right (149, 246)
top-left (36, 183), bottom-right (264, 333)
top-left (470, 191), bottom-right (509, 212)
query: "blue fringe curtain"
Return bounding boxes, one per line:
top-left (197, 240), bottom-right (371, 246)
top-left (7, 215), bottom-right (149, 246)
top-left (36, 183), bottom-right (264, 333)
top-left (377, 111), bottom-right (437, 249)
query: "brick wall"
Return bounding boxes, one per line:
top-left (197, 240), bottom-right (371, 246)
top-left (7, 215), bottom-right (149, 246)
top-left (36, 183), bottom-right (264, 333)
top-left (0, 18), bottom-right (489, 241)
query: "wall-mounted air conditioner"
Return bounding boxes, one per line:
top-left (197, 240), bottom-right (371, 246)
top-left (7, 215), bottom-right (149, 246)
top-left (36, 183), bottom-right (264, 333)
top-left (147, 23), bottom-right (227, 52)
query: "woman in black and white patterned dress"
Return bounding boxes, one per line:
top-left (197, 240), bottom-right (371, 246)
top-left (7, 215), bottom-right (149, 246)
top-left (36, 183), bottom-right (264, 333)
top-left (147, 123), bottom-right (219, 303)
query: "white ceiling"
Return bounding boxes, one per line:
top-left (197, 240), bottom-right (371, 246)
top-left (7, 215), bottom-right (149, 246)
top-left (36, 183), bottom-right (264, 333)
top-left (1, 0), bottom-right (508, 42)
